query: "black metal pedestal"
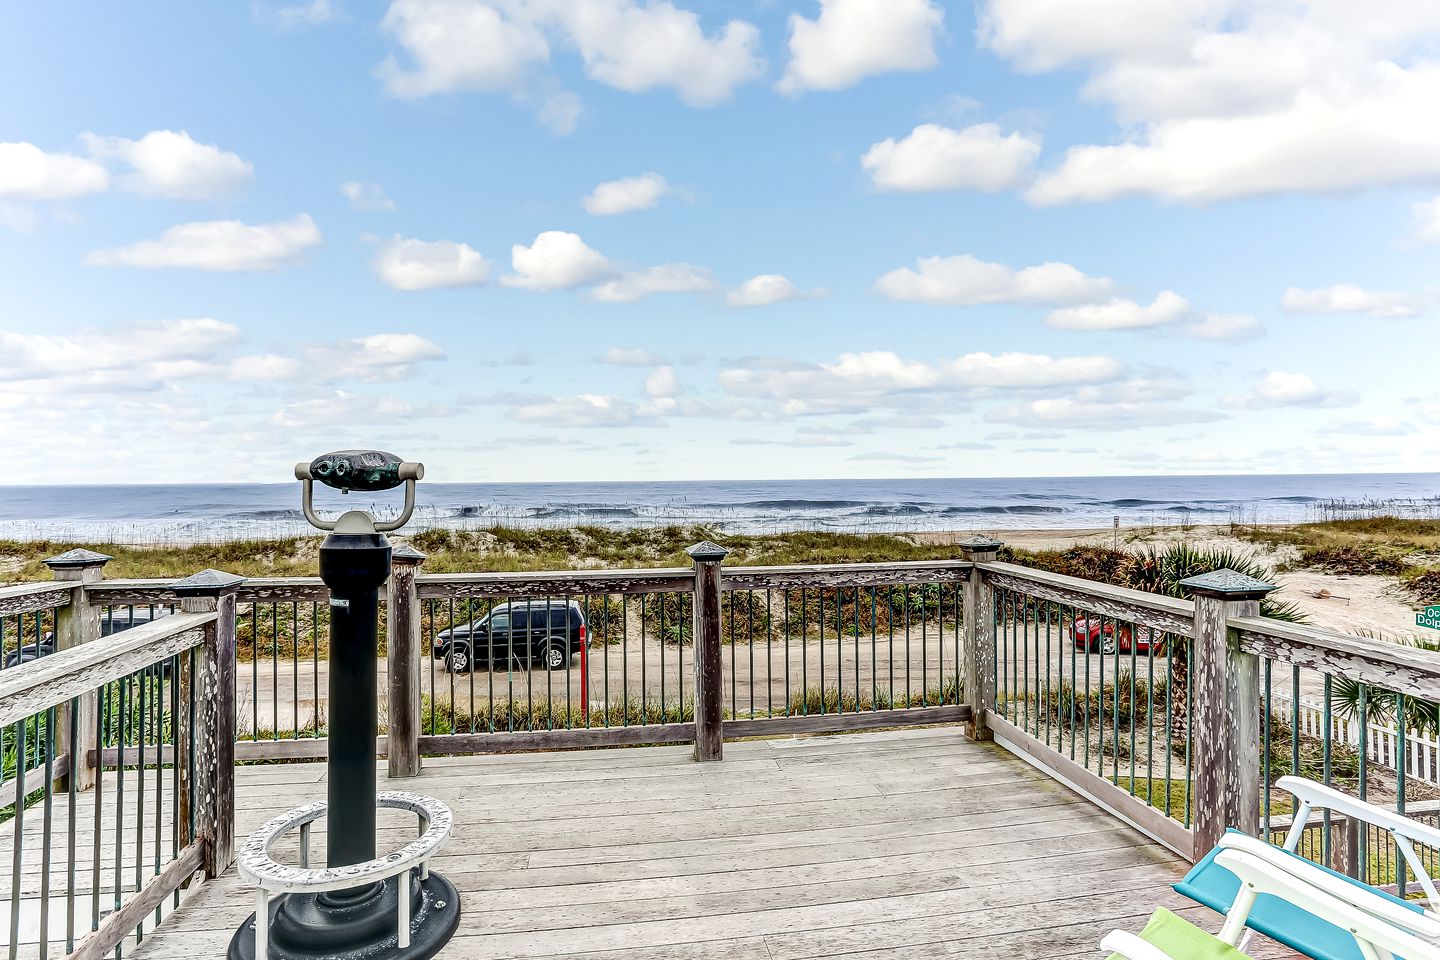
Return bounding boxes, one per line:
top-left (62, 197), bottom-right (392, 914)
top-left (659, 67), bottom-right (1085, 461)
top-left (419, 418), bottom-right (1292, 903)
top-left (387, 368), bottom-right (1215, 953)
top-left (228, 530), bottom-right (461, 960)
top-left (228, 873), bottom-right (460, 960)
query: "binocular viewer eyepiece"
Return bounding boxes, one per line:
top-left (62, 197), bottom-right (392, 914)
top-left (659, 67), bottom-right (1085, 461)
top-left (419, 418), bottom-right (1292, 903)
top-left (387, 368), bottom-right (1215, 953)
top-left (295, 450), bottom-right (424, 493)
top-left (295, 450), bottom-right (425, 533)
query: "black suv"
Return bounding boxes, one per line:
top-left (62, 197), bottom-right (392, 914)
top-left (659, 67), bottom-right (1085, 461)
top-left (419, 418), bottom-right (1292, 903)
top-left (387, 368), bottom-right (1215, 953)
top-left (432, 600), bottom-right (587, 673)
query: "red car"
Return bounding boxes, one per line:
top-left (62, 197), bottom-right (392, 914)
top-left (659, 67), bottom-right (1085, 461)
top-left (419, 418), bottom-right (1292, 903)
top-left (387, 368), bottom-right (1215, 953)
top-left (1071, 617), bottom-right (1166, 655)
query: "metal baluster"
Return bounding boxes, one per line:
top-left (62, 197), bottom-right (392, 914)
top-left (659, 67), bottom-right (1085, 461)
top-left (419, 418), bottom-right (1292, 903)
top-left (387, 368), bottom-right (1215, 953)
top-left (10, 719), bottom-right (26, 960)
top-left (1398, 692), bottom-right (1409, 898)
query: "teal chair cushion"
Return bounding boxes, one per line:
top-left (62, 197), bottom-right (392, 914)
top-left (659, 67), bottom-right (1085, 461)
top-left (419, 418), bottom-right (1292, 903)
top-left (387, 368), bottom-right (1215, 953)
top-left (1175, 829), bottom-right (1424, 960)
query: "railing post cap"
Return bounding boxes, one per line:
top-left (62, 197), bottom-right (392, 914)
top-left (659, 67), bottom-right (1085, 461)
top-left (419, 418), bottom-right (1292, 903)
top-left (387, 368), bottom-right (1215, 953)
top-left (1178, 568), bottom-right (1276, 600)
top-left (43, 548), bottom-right (113, 570)
top-left (172, 568), bottom-right (246, 595)
top-left (392, 544), bottom-right (428, 565)
top-left (956, 535), bottom-right (1004, 555)
top-left (685, 540), bottom-right (730, 563)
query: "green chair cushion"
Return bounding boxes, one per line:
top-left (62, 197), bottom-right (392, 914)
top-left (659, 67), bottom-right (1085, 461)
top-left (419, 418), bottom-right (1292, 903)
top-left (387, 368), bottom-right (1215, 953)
top-left (1108, 908), bottom-right (1256, 960)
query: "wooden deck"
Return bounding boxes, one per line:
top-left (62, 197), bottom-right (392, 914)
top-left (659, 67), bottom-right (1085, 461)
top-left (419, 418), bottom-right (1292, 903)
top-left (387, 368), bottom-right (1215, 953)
top-left (89, 726), bottom-right (1287, 960)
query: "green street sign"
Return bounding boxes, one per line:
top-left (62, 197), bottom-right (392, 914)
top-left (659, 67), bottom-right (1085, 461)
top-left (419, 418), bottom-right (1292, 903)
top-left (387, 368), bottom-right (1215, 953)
top-left (1417, 605), bottom-right (1440, 630)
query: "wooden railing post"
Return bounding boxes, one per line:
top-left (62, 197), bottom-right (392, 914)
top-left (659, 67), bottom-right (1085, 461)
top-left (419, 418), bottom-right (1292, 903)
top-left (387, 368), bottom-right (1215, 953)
top-left (1181, 569), bottom-right (1275, 857)
top-left (387, 544), bottom-right (426, 779)
top-left (687, 541), bottom-right (729, 762)
top-left (174, 568), bottom-right (244, 878)
top-left (958, 536), bottom-right (1003, 743)
top-left (46, 548), bottom-right (111, 791)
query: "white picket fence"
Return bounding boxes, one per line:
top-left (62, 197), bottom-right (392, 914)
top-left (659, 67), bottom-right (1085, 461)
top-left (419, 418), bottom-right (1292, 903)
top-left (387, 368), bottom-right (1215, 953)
top-left (1272, 692), bottom-right (1440, 786)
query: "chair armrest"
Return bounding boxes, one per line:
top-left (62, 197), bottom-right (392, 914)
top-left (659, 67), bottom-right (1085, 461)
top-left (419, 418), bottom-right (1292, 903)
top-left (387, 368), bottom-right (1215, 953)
top-left (1099, 931), bottom-right (1178, 960)
top-left (1277, 775), bottom-right (1440, 848)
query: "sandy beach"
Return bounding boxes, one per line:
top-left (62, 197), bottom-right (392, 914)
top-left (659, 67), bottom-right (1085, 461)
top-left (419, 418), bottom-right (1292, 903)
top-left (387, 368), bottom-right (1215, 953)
top-left (916, 524), bottom-right (1426, 641)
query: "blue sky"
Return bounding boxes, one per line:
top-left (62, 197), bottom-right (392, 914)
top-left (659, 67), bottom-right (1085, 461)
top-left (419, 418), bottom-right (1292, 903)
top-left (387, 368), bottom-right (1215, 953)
top-left (3, 0), bottom-right (1438, 484)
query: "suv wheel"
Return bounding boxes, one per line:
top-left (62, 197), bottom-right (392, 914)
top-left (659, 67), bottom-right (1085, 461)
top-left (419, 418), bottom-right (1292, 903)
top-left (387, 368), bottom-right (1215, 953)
top-left (540, 638), bottom-right (568, 671)
top-left (448, 648), bottom-right (471, 673)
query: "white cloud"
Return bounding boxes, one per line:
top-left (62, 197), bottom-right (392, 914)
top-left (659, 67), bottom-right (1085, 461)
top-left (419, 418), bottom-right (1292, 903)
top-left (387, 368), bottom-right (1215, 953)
top-left (0, 142), bottom-right (109, 200)
top-left (229, 354), bottom-right (304, 382)
top-left (1045, 290), bottom-right (1190, 330)
top-left (590, 263), bottom-right (715, 302)
top-left (378, 0), bottom-right (550, 98)
top-left (1282, 284), bottom-right (1423, 318)
top-left (342, 181), bottom-right (395, 211)
top-left (874, 253), bottom-right (1113, 306)
top-left (378, 0), bottom-right (764, 108)
top-left (583, 172), bottom-right (670, 215)
top-left (719, 350), bottom-right (1124, 411)
top-left (306, 333), bottom-right (445, 381)
top-left (984, 3), bottom-right (1440, 205)
top-left (81, 130), bottom-right (252, 200)
top-left (778, 0), bottom-right (944, 95)
top-left (1414, 197), bottom-right (1440, 243)
top-left (727, 274), bottom-right (804, 307)
top-left (374, 236), bottom-right (489, 291)
top-left (862, 123), bottom-right (1040, 192)
top-left (85, 214), bottom-right (321, 271)
top-left (848, 451), bottom-right (944, 464)
top-left (537, 91), bottom-right (583, 134)
top-left (597, 347), bottom-right (667, 366)
top-left (268, 0), bottom-right (343, 28)
top-left (510, 393), bottom-right (652, 428)
top-left (502, 230), bottom-right (612, 291)
top-left (985, 398), bottom-right (1220, 430)
top-left (0, 318), bottom-right (241, 391)
top-left (1225, 371), bottom-right (1357, 409)
top-left (1181, 312), bottom-right (1263, 341)
top-left (1319, 417), bottom-right (1417, 436)
top-left (271, 390), bottom-right (444, 428)
top-left (645, 366), bottom-right (681, 398)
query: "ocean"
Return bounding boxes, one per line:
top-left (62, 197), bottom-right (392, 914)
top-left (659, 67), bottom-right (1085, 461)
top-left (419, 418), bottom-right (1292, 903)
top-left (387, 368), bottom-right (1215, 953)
top-left (2, 473), bottom-right (1439, 544)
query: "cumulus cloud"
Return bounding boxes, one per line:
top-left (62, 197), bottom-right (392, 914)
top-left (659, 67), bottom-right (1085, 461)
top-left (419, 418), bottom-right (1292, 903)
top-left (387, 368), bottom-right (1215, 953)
top-left (978, 2), bottom-right (1440, 204)
top-left (1319, 417), bottom-right (1417, 436)
top-left (1045, 290), bottom-right (1190, 330)
top-left (0, 318), bottom-right (241, 391)
top-left (644, 366), bottom-right (681, 398)
top-left (270, 390), bottom-right (448, 428)
top-left (80, 130), bottom-right (252, 200)
top-left (502, 230), bottom-right (612, 290)
top-left (862, 123), bottom-right (1040, 192)
top-left (509, 393), bottom-right (654, 428)
top-left (0, 141), bottom-right (109, 199)
top-left (85, 214), bottom-right (321, 271)
top-left (583, 172), bottom-right (670, 215)
top-left (590, 263), bottom-right (715, 302)
top-left (1415, 197), bottom-right (1440, 243)
top-left (984, 377), bottom-right (1220, 430)
top-left (727, 274), bottom-right (805, 307)
top-left (874, 253), bottom-right (1113, 306)
top-left (378, 0), bottom-right (764, 108)
top-left (342, 181), bottom-right (395, 211)
top-left (597, 347), bottom-right (668, 366)
top-left (263, 0), bottom-right (344, 28)
top-left (719, 350), bottom-right (1124, 411)
top-left (374, 236), bottom-right (489, 290)
top-left (1181, 313), bottom-right (1263, 342)
top-left (1225, 371), bottom-right (1357, 409)
top-left (778, 0), bottom-right (944, 95)
top-left (305, 333), bottom-right (444, 381)
top-left (1282, 284), bottom-right (1423, 318)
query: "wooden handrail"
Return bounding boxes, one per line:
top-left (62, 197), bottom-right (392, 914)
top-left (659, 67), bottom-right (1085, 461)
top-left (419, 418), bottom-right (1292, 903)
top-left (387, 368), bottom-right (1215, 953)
top-left (722, 559), bottom-right (971, 590)
top-left (977, 560), bottom-right (1195, 635)
top-left (417, 567), bottom-right (694, 598)
top-left (1233, 616), bottom-right (1440, 702)
top-left (0, 610), bottom-right (214, 726)
top-left (0, 579), bottom-right (73, 616)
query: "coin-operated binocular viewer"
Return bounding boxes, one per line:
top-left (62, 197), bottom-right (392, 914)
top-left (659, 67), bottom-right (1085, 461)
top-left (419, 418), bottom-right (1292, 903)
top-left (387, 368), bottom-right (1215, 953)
top-left (229, 451), bottom-right (460, 960)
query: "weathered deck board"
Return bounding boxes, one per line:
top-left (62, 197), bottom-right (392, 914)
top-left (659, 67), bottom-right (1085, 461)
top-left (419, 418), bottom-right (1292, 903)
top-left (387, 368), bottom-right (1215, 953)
top-left (103, 727), bottom-right (1297, 960)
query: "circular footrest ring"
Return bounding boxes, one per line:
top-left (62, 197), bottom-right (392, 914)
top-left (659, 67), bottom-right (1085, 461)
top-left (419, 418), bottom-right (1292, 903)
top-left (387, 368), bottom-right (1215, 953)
top-left (237, 792), bottom-right (452, 959)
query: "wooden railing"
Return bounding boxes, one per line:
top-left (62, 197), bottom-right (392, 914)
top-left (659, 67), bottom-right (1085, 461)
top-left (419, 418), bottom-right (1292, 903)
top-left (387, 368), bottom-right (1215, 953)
top-left (3, 533), bottom-right (1440, 957)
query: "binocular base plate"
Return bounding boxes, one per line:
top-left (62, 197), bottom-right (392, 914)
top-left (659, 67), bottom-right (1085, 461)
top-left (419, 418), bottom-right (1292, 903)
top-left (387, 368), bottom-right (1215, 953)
top-left (227, 872), bottom-right (460, 960)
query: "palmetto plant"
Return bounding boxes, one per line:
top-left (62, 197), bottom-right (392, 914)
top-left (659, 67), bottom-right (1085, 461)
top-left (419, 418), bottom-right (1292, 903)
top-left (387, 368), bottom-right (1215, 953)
top-left (1122, 544), bottom-right (1303, 734)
